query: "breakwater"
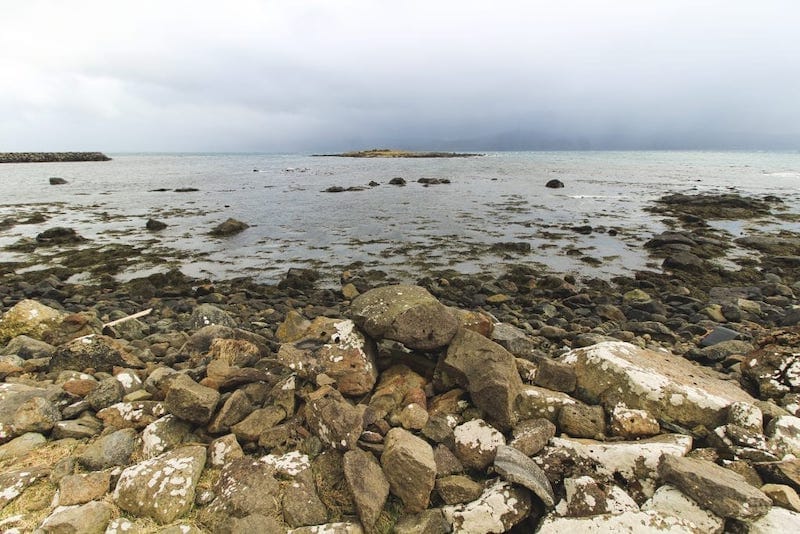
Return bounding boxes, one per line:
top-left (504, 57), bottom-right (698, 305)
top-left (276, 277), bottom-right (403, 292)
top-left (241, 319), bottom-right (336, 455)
top-left (0, 152), bottom-right (111, 163)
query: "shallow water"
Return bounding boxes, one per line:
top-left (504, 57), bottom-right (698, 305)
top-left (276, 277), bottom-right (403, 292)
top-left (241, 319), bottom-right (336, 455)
top-left (1, 151), bottom-right (799, 283)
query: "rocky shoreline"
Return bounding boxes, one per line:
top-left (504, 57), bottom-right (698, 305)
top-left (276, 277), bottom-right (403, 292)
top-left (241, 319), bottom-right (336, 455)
top-left (0, 152), bottom-right (111, 164)
top-left (1, 192), bottom-right (800, 532)
top-left (314, 149), bottom-right (482, 158)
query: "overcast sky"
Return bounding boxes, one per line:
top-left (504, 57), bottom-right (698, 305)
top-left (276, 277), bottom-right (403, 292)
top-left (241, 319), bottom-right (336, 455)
top-left (2, 1), bottom-right (798, 152)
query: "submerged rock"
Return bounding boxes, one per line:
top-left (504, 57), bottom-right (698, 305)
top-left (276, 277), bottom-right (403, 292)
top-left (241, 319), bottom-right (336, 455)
top-left (209, 217), bottom-right (249, 236)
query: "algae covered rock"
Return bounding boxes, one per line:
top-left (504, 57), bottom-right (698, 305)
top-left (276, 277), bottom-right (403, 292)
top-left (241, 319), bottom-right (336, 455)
top-left (0, 299), bottom-right (64, 344)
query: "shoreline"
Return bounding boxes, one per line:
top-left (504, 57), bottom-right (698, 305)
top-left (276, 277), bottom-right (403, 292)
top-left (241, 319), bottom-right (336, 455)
top-left (313, 148), bottom-right (483, 158)
top-left (0, 152), bottom-right (111, 163)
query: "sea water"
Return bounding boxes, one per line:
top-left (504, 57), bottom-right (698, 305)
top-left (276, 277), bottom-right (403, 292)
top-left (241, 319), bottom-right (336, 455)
top-left (1, 151), bottom-right (799, 283)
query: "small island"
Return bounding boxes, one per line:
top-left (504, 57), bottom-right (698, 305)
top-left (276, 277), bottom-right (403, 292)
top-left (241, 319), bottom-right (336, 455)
top-left (315, 148), bottom-right (482, 158)
top-left (0, 152), bottom-right (112, 163)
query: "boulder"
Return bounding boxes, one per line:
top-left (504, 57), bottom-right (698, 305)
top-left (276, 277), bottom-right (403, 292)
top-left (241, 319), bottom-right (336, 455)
top-left (441, 328), bottom-right (523, 430)
top-left (164, 374), bottom-right (220, 425)
top-left (208, 433), bottom-right (244, 467)
top-left (36, 226), bottom-right (86, 245)
top-left (12, 396), bottom-right (61, 434)
top-left (0, 300), bottom-right (64, 344)
top-left (562, 341), bottom-right (755, 428)
top-left (305, 386), bottom-right (363, 451)
top-left (435, 475), bottom-right (484, 505)
top-left (536, 511), bottom-right (701, 533)
top-left (209, 217), bottom-right (249, 236)
top-left (351, 285), bottom-right (458, 350)
top-left (381, 427), bottom-right (436, 513)
top-left (189, 303), bottom-right (237, 330)
top-left (0, 383), bottom-right (64, 441)
top-left (0, 432), bottom-right (46, 461)
top-left (204, 456), bottom-right (281, 523)
top-left (114, 445), bottom-right (206, 524)
top-left (545, 179), bottom-right (565, 188)
top-left (58, 471), bottom-right (112, 506)
top-left (0, 335), bottom-right (56, 359)
top-left (394, 510), bottom-right (450, 534)
top-left (509, 418), bottom-right (556, 457)
top-left (344, 448), bottom-right (390, 531)
top-left (277, 318), bottom-right (378, 396)
top-left (441, 479), bottom-right (531, 533)
top-left (659, 454), bottom-right (772, 520)
top-left (77, 428), bottom-right (138, 470)
top-left (141, 414), bottom-right (192, 459)
top-left (49, 335), bottom-right (143, 373)
top-left (610, 405), bottom-right (661, 439)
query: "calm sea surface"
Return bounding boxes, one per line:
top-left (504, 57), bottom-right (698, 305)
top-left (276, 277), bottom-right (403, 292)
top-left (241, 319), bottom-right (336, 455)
top-left (1, 151), bottom-right (799, 284)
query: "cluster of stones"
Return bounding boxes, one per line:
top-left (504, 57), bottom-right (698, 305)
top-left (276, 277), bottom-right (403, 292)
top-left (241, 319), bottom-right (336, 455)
top-left (1, 276), bottom-right (800, 532)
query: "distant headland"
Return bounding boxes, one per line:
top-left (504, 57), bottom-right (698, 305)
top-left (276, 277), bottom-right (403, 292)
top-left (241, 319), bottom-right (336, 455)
top-left (0, 152), bottom-right (112, 163)
top-left (314, 148), bottom-right (483, 158)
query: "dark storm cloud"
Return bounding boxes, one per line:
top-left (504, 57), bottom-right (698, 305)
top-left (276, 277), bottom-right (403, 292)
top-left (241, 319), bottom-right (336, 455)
top-left (2, 0), bottom-right (799, 151)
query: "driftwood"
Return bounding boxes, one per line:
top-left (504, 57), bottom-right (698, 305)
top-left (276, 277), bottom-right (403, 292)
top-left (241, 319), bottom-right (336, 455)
top-left (103, 308), bottom-right (153, 329)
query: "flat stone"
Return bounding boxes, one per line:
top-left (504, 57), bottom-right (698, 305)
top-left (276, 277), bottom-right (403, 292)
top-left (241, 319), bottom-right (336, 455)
top-left (659, 454), bottom-right (772, 520)
top-left (562, 341), bottom-right (755, 428)
top-left (0, 432), bottom-right (46, 461)
top-left (381, 427), bottom-right (436, 513)
top-left (344, 448), bottom-right (390, 531)
top-left (351, 285), bottom-right (459, 350)
top-left (441, 479), bottom-right (531, 533)
top-left (642, 484), bottom-right (724, 534)
top-left (1, 335), bottom-right (56, 359)
top-left (114, 445), bottom-right (206, 524)
top-left (231, 406), bottom-right (286, 442)
top-left (536, 510), bottom-right (702, 533)
top-left (39, 501), bottom-right (113, 533)
top-left (493, 444), bottom-right (555, 507)
top-left (762, 483), bottom-right (800, 512)
top-left (52, 414), bottom-right (103, 440)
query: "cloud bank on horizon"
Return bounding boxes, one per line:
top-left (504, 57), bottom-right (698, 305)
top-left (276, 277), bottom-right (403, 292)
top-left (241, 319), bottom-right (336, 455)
top-left (1, 0), bottom-right (798, 152)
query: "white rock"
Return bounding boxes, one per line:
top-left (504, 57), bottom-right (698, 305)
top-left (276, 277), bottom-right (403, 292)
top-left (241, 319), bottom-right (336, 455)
top-left (642, 484), bottom-right (724, 534)
top-left (536, 510), bottom-right (704, 533)
top-left (748, 507), bottom-right (800, 533)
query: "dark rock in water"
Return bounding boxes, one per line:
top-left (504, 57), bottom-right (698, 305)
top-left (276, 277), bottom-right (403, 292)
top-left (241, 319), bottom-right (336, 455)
top-left (146, 218), bottom-right (167, 231)
top-left (49, 177), bottom-right (68, 185)
top-left (278, 268), bottom-right (319, 291)
top-left (662, 251), bottom-right (705, 272)
top-left (546, 179), bottom-right (564, 188)
top-left (36, 227), bottom-right (86, 245)
top-left (209, 218), bottom-right (249, 236)
top-left (491, 242), bottom-right (531, 254)
top-left (650, 192), bottom-right (774, 220)
top-left (700, 325), bottom-right (741, 347)
top-left (571, 225), bottom-right (593, 235)
top-left (418, 178), bottom-right (451, 185)
top-left (174, 187), bottom-right (199, 193)
top-left (368, 180), bottom-right (380, 187)
top-left (389, 177), bottom-right (407, 186)
top-left (324, 186), bottom-right (346, 193)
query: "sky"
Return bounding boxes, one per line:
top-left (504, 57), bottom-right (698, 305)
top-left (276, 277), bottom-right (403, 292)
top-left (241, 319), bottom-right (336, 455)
top-left (1, 0), bottom-right (799, 152)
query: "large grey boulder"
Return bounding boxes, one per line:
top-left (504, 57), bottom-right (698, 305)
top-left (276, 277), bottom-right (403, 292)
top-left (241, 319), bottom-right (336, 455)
top-left (561, 341), bottom-right (755, 428)
top-left (440, 328), bottom-right (523, 430)
top-left (381, 427), bottom-right (436, 513)
top-left (114, 445), bottom-right (206, 524)
top-left (658, 455), bottom-right (772, 520)
top-left (277, 317), bottom-right (378, 396)
top-left (204, 456), bottom-right (281, 524)
top-left (351, 285), bottom-right (458, 350)
top-left (77, 427), bottom-right (138, 470)
top-left (189, 304), bottom-right (237, 330)
top-left (49, 334), bottom-right (143, 373)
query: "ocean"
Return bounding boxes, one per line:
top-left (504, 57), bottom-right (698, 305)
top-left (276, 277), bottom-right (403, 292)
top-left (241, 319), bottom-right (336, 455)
top-left (1, 151), bottom-right (799, 284)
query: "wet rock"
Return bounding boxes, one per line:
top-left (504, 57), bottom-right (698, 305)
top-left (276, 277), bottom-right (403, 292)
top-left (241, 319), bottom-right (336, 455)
top-left (343, 448), bottom-right (390, 531)
top-left (39, 501), bottom-right (113, 533)
top-left (351, 285), bottom-right (459, 350)
top-left (305, 385), bottom-right (362, 451)
top-left (189, 303), bottom-right (237, 329)
top-left (562, 341), bottom-right (755, 428)
top-left (36, 226), bottom-right (86, 245)
top-left (381, 427), bottom-right (436, 513)
top-left (277, 317), bottom-right (378, 396)
top-left (441, 329), bottom-right (523, 430)
top-left (164, 374), bottom-right (220, 425)
top-left (12, 396), bottom-right (61, 434)
top-left (642, 484), bottom-right (724, 533)
top-left (49, 335), bottom-right (143, 373)
top-left (389, 177), bottom-right (407, 186)
top-left (659, 454), bottom-right (772, 520)
top-left (0, 299), bottom-right (64, 344)
top-left (493, 444), bottom-right (555, 507)
top-left (209, 217), bottom-right (249, 236)
top-left (146, 218), bottom-right (167, 231)
top-left (453, 418), bottom-right (505, 471)
top-left (0, 465), bottom-right (48, 508)
top-left (142, 414), bottom-right (191, 459)
top-left (435, 475), bottom-right (483, 504)
top-left (49, 177), bottom-right (68, 185)
top-left (77, 427), bottom-right (138, 470)
top-left (114, 445), bottom-right (206, 524)
top-left (58, 471), bottom-right (111, 506)
top-left (546, 179), bottom-right (564, 188)
top-left (441, 479), bottom-right (531, 533)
